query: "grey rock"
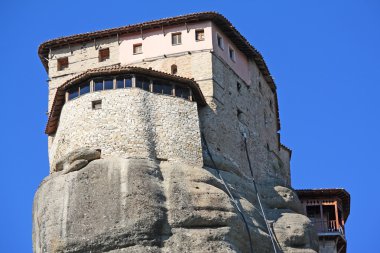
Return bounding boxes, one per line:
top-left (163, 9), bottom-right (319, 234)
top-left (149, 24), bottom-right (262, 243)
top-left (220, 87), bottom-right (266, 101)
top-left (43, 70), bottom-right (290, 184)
top-left (273, 213), bottom-right (319, 251)
top-left (260, 185), bottom-right (304, 214)
top-left (33, 157), bottom-right (318, 253)
top-left (63, 159), bottom-right (88, 174)
top-left (55, 148), bottom-right (101, 172)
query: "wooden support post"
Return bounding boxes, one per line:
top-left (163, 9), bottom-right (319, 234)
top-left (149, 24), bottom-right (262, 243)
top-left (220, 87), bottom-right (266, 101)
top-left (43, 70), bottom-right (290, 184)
top-left (334, 201), bottom-right (339, 230)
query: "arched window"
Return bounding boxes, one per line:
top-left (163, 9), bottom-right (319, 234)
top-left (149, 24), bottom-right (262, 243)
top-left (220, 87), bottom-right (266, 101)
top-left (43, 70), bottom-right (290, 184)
top-left (171, 64), bottom-right (178, 75)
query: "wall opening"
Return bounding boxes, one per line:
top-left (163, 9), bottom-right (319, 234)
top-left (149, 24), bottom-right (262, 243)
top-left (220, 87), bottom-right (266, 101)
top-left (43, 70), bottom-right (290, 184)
top-left (98, 48), bottom-right (110, 62)
top-left (171, 64), bottom-right (178, 75)
top-left (57, 57), bottom-right (69, 71)
top-left (172, 33), bottom-right (182, 45)
top-left (217, 33), bottom-right (224, 49)
top-left (195, 29), bottom-right (205, 41)
top-left (133, 43), bottom-right (142, 54)
top-left (237, 81), bottom-right (241, 92)
top-left (92, 100), bottom-right (102, 110)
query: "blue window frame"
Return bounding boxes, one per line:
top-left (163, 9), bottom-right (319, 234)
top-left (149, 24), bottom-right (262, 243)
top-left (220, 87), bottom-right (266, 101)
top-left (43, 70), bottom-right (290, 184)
top-left (153, 80), bottom-right (172, 95)
top-left (104, 79), bottom-right (113, 90)
top-left (94, 80), bottom-right (103, 91)
top-left (68, 87), bottom-right (79, 100)
top-left (175, 86), bottom-right (190, 99)
top-left (136, 77), bottom-right (150, 91)
top-left (79, 82), bottom-right (90, 95)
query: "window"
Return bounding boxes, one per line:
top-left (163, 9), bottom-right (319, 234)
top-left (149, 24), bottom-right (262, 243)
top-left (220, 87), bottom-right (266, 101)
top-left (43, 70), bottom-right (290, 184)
top-left (79, 82), bottom-right (90, 95)
top-left (92, 100), bottom-right (102, 110)
top-left (171, 64), bottom-right (178, 75)
top-left (98, 48), bottom-right (110, 62)
top-left (57, 57), bottom-right (69, 71)
top-left (237, 81), bottom-right (241, 92)
top-left (104, 79), bottom-right (113, 90)
top-left (153, 80), bottom-right (172, 95)
top-left (116, 76), bottom-right (132, 89)
top-left (133, 43), bottom-right (142, 54)
top-left (135, 76), bottom-right (150, 91)
top-left (175, 86), bottom-right (191, 100)
top-left (125, 77), bottom-right (132, 88)
top-left (195, 29), bottom-right (205, 41)
top-left (229, 47), bottom-right (236, 62)
top-left (94, 80), bottom-right (104, 91)
top-left (68, 87), bottom-right (78, 100)
top-left (172, 32), bottom-right (182, 45)
top-left (65, 75), bottom-right (195, 103)
top-left (116, 77), bottom-right (124, 89)
top-left (217, 34), bottom-right (224, 49)
top-left (269, 100), bottom-right (273, 112)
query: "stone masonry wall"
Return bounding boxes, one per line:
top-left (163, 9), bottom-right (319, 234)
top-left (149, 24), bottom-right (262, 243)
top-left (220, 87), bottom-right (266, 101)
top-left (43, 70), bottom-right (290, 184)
top-left (48, 88), bottom-right (202, 172)
top-left (128, 51), bottom-right (214, 97)
top-left (123, 51), bottom-right (291, 186)
top-left (198, 54), bottom-right (291, 186)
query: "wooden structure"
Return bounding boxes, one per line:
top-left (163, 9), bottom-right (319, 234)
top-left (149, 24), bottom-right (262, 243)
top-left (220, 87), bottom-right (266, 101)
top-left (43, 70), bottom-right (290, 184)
top-left (296, 189), bottom-right (350, 253)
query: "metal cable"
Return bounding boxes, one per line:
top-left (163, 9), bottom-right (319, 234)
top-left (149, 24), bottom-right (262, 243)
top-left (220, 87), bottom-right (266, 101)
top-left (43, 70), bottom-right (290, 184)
top-left (242, 134), bottom-right (282, 253)
top-left (201, 133), bottom-right (254, 253)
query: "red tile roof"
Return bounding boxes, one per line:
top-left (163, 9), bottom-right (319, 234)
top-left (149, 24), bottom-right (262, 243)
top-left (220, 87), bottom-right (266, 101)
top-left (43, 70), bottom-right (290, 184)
top-left (46, 65), bottom-right (207, 134)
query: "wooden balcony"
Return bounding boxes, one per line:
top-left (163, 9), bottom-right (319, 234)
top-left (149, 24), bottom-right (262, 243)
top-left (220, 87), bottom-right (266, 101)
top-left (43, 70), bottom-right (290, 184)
top-left (311, 219), bottom-right (345, 237)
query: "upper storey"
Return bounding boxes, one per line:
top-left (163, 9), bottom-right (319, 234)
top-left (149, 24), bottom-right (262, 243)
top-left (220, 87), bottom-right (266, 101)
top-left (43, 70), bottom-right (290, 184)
top-left (39, 12), bottom-right (282, 139)
top-left (39, 12), bottom-right (277, 92)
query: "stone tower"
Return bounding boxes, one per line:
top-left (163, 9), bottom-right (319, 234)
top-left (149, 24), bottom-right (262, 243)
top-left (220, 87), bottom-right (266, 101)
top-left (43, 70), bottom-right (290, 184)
top-left (33, 12), bottom-right (320, 253)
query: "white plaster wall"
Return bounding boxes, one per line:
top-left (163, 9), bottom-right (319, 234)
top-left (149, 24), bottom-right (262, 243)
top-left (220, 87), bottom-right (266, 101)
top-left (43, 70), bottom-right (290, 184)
top-left (49, 88), bottom-right (203, 172)
top-left (119, 21), bottom-right (213, 65)
top-left (212, 24), bottom-right (251, 85)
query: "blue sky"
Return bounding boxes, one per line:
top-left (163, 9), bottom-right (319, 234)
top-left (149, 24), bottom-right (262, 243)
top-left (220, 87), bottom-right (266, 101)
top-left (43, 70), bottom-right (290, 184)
top-left (1, 1), bottom-right (379, 252)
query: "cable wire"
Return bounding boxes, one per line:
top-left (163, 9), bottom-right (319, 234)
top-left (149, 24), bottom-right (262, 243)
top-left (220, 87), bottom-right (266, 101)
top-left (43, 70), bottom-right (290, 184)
top-left (243, 134), bottom-right (282, 253)
top-left (201, 133), bottom-right (254, 253)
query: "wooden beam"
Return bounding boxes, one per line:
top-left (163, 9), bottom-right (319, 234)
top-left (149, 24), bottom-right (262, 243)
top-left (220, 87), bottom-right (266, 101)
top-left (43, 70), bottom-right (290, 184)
top-left (334, 200), bottom-right (340, 230)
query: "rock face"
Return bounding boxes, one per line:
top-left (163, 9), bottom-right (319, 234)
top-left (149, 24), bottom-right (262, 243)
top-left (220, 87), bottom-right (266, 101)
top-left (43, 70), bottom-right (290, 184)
top-left (33, 149), bottom-right (318, 253)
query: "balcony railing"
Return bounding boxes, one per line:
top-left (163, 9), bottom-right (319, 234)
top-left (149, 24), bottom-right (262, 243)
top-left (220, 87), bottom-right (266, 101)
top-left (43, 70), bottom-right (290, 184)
top-left (310, 219), bottom-right (345, 236)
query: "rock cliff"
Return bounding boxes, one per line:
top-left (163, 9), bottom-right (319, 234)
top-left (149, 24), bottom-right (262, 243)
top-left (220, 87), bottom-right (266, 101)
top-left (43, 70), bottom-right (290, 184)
top-left (33, 148), bottom-right (318, 253)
